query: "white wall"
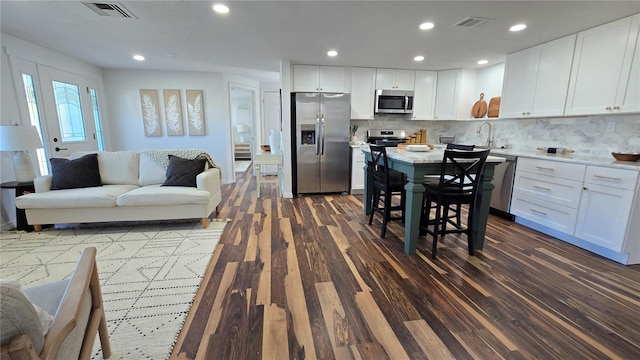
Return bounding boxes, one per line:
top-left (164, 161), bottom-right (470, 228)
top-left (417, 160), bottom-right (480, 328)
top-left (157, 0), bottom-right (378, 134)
top-left (102, 69), bottom-right (238, 184)
top-left (280, 60), bottom-right (293, 198)
top-left (475, 62), bottom-right (505, 104)
top-left (1, 49), bottom-right (21, 229)
top-left (1, 33), bottom-right (104, 230)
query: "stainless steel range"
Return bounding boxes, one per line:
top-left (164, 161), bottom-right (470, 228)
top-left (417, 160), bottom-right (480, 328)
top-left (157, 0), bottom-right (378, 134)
top-left (367, 129), bottom-right (407, 147)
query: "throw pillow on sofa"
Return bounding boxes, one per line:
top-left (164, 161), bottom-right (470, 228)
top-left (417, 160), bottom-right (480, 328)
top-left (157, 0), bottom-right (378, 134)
top-left (162, 155), bottom-right (206, 187)
top-left (50, 153), bottom-right (102, 190)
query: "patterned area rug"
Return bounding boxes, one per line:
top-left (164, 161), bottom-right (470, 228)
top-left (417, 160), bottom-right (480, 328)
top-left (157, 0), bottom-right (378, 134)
top-left (0, 219), bottom-right (228, 359)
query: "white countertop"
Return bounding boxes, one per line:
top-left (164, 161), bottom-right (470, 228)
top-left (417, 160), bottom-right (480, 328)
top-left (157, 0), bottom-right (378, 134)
top-left (361, 147), bottom-right (505, 164)
top-left (354, 143), bottom-right (640, 171)
top-left (488, 148), bottom-right (640, 171)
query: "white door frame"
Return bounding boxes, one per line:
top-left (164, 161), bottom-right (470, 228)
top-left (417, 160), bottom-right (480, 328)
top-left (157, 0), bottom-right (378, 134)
top-left (228, 82), bottom-right (259, 182)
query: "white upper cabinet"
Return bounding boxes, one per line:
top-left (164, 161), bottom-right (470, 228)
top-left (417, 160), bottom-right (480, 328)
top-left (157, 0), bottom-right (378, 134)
top-left (434, 69), bottom-right (459, 120)
top-left (621, 27), bottom-right (640, 112)
top-left (434, 69), bottom-right (476, 120)
top-left (350, 67), bottom-right (376, 120)
top-left (375, 68), bottom-right (415, 90)
top-left (410, 71), bottom-right (437, 120)
top-left (500, 35), bottom-right (575, 118)
top-left (500, 48), bottom-right (537, 118)
top-left (565, 14), bottom-right (640, 115)
top-left (293, 65), bottom-right (345, 93)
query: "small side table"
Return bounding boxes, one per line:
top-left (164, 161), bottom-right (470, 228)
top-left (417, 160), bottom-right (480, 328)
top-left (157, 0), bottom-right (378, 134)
top-left (1, 181), bottom-right (35, 232)
top-left (254, 149), bottom-right (282, 197)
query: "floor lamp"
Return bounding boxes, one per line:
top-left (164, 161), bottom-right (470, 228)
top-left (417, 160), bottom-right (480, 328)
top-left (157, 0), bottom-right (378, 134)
top-left (0, 125), bottom-right (43, 183)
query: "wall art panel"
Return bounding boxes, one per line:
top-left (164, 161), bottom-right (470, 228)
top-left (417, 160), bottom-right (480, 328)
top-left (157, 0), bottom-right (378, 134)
top-left (186, 89), bottom-right (205, 136)
top-left (139, 89), bottom-right (162, 137)
top-left (163, 89), bottom-right (184, 136)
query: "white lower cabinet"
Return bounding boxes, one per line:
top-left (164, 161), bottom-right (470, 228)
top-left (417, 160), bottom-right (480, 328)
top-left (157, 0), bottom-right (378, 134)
top-left (574, 166), bottom-right (638, 252)
top-left (512, 158), bottom-right (585, 235)
top-left (511, 193), bottom-right (579, 234)
top-left (513, 158), bottom-right (640, 264)
top-left (350, 147), bottom-right (366, 193)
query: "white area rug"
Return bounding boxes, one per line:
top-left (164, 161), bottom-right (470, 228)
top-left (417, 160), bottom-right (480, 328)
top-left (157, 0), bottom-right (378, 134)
top-left (0, 219), bottom-right (228, 359)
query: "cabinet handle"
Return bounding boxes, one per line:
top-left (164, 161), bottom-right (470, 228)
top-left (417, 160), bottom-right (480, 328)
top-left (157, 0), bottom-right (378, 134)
top-left (593, 174), bottom-right (622, 182)
top-left (530, 208), bottom-right (547, 216)
top-left (606, 106), bottom-right (612, 110)
top-left (527, 112), bottom-right (531, 115)
top-left (533, 185), bottom-right (551, 191)
top-left (583, 186), bottom-right (588, 190)
top-left (535, 166), bottom-right (555, 171)
top-left (522, 112), bottom-right (526, 116)
top-left (613, 106), bottom-right (620, 110)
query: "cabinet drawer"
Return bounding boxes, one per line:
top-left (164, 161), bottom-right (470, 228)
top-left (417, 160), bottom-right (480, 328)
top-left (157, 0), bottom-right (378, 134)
top-left (513, 172), bottom-right (583, 208)
top-left (517, 157), bottom-right (586, 181)
top-left (511, 193), bottom-right (579, 235)
top-left (584, 166), bottom-right (638, 190)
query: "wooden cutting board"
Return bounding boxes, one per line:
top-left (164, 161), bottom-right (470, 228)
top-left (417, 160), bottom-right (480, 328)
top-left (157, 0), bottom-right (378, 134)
top-left (488, 96), bottom-right (501, 118)
top-left (471, 93), bottom-right (487, 118)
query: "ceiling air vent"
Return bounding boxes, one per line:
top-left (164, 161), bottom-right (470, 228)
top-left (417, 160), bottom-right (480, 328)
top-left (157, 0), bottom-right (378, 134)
top-left (82, 2), bottom-right (137, 18)
top-left (452, 17), bottom-right (495, 28)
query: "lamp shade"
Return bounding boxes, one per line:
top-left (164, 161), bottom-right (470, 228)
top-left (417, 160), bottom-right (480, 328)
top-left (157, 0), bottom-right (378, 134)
top-left (0, 125), bottom-right (43, 151)
top-left (236, 124), bottom-right (250, 133)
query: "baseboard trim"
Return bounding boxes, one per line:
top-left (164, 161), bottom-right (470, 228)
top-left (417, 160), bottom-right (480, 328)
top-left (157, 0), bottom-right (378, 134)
top-left (1, 220), bottom-right (16, 231)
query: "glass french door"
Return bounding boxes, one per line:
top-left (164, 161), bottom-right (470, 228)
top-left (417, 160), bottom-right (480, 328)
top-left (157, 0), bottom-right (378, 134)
top-left (37, 65), bottom-right (99, 158)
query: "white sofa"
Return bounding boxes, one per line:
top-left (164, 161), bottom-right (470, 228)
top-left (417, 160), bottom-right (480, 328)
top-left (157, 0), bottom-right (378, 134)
top-left (16, 150), bottom-right (222, 230)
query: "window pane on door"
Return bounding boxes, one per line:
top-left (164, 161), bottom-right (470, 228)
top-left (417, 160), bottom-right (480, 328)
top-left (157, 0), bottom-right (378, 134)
top-left (22, 74), bottom-right (49, 175)
top-left (52, 80), bottom-right (86, 142)
top-left (90, 88), bottom-right (105, 151)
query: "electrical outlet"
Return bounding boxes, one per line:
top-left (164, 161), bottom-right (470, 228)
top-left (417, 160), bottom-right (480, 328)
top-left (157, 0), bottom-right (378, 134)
top-left (607, 122), bottom-right (616, 133)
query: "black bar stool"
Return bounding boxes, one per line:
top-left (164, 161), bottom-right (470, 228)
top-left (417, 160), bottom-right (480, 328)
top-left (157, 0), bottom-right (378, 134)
top-left (368, 145), bottom-right (407, 238)
top-left (421, 149), bottom-right (490, 258)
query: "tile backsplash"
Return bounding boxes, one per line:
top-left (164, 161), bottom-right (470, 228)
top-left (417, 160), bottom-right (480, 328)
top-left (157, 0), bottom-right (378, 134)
top-left (350, 114), bottom-right (640, 158)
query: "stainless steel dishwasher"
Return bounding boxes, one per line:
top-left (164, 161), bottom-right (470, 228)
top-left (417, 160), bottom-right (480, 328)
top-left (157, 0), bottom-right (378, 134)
top-left (489, 154), bottom-right (517, 220)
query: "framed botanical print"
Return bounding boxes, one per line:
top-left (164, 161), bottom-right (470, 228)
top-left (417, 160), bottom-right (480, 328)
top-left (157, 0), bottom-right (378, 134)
top-left (186, 89), bottom-right (205, 136)
top-left (139, 89), bottom-right (162, 137)
top-left (163, 89), bottom-right (184, 136)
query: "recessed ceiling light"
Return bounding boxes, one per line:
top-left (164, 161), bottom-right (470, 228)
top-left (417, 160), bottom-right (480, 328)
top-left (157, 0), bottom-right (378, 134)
top-left (477, 59), bottom-right (488, 65)
top-left (414, 55), bottom-right (425, 62)
top-left (419, 22), bottom-right (435, 30)
top-left (327, 50), bottom-right (338, 57)
top-left (510, 24), bottom-right (527, 32)
top-left (133, 55), bottom-right (145, 61)
top-left (212, 4), bottom-right (229, 14)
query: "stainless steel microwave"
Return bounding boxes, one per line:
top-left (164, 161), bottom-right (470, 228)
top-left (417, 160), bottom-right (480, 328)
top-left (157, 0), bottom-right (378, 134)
top-left (374, 89), bottom-right (414, 114)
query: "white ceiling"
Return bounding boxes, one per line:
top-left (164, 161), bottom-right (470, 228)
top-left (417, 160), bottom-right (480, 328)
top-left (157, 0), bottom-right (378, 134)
top-left (2, 1), bottom-right (639, 81)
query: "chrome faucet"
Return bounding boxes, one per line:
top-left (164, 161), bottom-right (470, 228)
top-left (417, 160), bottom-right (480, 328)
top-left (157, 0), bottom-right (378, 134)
top-left (476, 121), bottom-right (493, 148)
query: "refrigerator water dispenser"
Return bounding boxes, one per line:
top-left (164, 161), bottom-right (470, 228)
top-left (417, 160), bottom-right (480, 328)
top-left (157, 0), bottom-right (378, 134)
top-left (300, 124), bottom-right (316, 145)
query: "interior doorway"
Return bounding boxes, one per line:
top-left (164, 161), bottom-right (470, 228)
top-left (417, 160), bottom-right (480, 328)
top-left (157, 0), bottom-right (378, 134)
top-left (229, 86), bottom-right (255, 176)
top-left (260, 90), bottom-right (282, 174)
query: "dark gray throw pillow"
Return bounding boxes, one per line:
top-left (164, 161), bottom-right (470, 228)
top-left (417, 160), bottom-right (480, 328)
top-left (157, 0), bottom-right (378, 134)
top-left (50, 153), bottom-right (102, 190)
top-left (162, 155), bottom-right (206, 187)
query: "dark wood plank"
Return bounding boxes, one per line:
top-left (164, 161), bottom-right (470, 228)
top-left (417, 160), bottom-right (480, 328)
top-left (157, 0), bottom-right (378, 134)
top-left (171, 165), bottom-right (640, 360)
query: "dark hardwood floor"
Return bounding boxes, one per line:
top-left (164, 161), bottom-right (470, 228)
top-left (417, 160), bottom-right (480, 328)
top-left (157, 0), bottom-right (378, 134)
top-left (171, 165), bottom-right (640, 359)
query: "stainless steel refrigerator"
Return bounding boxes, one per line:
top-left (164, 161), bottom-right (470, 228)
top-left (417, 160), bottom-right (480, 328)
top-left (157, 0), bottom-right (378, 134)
top-left (293, 93), bottom-right (350, 195)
